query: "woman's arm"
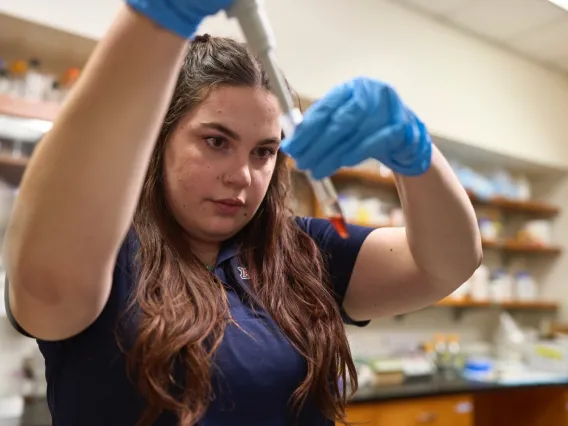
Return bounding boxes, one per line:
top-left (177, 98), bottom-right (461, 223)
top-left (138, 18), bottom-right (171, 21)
top-left (395, 145), bottom-right (482, 284)
top-left (4, 5), bottom-right (188, 340)
top-left (280, 77), bottom-right (480, 320)
top-left (343, 145), bottom-right (482, 320)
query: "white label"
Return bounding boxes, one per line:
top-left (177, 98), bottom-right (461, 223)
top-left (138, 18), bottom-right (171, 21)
top-left (455, 401), bottom-right (473, 413)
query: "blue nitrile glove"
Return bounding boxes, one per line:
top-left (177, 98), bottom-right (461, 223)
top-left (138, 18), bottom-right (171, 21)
top-left (281, 77), bottom-right (432, 179)
top-left (126, 0), bottom-right (235, 39)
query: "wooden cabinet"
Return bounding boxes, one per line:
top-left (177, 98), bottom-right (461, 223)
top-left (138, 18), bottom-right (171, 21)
top-left (473, 387), bottom-right (566, 426)
top-left (564, 390), bottom-right (568, 424)
top-left (342, 403), bottom-right (377, 425)
top-left (374, 395), bottom-right (473, 426)
top-left (343, 394), bottom-right (473, 426)
top-left (342, 386), bottom-right (568, 426)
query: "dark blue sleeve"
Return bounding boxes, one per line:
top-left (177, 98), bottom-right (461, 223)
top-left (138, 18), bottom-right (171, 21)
top-left (295, 216), bottom-right (375, 327)
top-left (4, 274), bottom-right (33, 337)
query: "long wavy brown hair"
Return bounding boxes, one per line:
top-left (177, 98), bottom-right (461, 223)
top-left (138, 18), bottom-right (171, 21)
top-left (126, 34), bottom-right (358, 426)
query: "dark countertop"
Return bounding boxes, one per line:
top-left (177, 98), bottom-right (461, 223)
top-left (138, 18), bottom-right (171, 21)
top-left (349, 375), bottom-right (568, 404)
top-left (23, 375), bottom-right (568, 424)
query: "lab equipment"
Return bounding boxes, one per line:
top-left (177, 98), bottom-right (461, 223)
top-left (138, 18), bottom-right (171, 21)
top-left (515, 271), bottom-right (537, 302)
top-left (226, 0), bottom-right (349, 238)
top-left (462, 358), bottom-right (494, 382)
top-left (126, 0), bottom-right (234, 39)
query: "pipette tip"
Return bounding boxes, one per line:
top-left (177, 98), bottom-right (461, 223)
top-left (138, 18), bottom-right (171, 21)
top-left (329, 214), bottom-right (349, 239)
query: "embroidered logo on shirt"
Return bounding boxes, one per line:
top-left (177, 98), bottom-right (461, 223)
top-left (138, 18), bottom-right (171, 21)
top-left (237, 267), bottom-right (250, 280)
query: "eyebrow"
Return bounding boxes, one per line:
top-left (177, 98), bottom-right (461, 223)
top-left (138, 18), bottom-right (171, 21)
top-left (200, 122), bottom-right (281, 145)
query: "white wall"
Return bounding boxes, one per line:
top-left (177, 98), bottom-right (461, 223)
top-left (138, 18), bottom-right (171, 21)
top-left (0, 0), bottom-right (121, 39)
top-left (257, 0), bottom-right (568, 171)
top-left (2, 0), bottom-right (568, 169)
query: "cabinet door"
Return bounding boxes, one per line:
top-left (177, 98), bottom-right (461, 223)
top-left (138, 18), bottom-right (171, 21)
top-left (374, 395), bottom-right (473, 426)
top-left (564, 390), bottom-right (568, 425)
top-left (343, 403), bottom-right (377, 425)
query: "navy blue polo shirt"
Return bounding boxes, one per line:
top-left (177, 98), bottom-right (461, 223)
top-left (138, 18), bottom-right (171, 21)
top-left (6, 217), bottom-right (374, 425)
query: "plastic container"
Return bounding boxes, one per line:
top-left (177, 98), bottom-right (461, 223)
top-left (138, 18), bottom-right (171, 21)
top-left (515, 175), bottom-right (531, 200)
top-left (60, 67), bottom-right (81, 99)
top-left (0, 68), bottom-right (10, 95)
top-left (489, 269), bottom-right (513, 302)
top-left (8, 60), bottom-right (27, 98)
top-left (469, 265), bottom-right (489, 301)
top-left (515, 271), bottom-right (537, 301)
top-left (447, 334), bottom-right (463, 371)
top-left (462, 358), bottom-right (494, 382)
top-left (478, 218), bottom-right (501, 241)
top-left (337, 193), bottom-right (358, 223)
top-left (23, 58), bottom-right (47, 101)
top-left (0, 396), bottom-right (23, 426)
top-left (519, 220), bottom-right (551, 245)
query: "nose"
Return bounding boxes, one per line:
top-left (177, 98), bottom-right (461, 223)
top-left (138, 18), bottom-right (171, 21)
top-left (223, 157), bottom-right (252, 189)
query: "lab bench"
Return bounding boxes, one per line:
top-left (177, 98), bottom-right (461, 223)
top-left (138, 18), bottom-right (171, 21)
top-left (345, 377), bottom-right (568, 426)
top-left (23, 377), bottom-right (568, 426)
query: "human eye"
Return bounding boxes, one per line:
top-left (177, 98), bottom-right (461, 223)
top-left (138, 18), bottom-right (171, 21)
top-left (253, 147), bottom-right (276, 159)
top-left (204, 136), bottom-right (227, 150)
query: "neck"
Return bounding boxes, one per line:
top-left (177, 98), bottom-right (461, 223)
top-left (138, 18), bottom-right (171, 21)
top-left (188, 239), bottom-right (220, 269)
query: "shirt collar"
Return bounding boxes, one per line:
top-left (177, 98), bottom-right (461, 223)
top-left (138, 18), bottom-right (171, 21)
top-left (215, 235), bottom-right (240, 267)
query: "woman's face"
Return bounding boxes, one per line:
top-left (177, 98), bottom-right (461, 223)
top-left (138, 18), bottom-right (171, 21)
top-left (163, 85), bottom-right (282, 244)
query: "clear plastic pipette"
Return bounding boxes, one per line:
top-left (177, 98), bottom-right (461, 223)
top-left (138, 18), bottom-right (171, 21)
top-left (226, 0), bottom-right (349, 238)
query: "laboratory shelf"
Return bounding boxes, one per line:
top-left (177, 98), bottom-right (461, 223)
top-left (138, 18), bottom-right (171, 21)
top-left (0, 94), bottom-right (59, 122)
top-left (331, 168), bottom-right (560, 218)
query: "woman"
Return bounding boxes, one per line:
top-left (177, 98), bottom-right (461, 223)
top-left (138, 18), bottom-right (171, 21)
top-left (3, 1), bottom-right (482, 426)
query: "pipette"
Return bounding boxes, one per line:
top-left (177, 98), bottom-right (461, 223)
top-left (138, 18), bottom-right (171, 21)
top-left (226, 0), bottom-right (349, 238)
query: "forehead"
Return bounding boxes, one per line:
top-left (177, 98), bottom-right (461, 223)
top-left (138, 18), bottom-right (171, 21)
top-left (190, 85), bottom-right (282, 132)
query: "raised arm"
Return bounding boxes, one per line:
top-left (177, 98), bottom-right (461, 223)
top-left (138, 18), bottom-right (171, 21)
top-left (282, 77), bottom-right (482, 320)
top-left (343, 146), bottom-right (482, 320)
top-left (3, 6), bottom-right (188, 341)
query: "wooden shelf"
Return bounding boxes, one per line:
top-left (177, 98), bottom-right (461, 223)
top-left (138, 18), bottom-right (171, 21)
top-left (436, 298), bottom-right (558, 310)
top-left (331, 167), bottom-right (559, 217)
top-left (482, 239), bottom-right (562, 255)
top-left (393, 297), bottom-right (559, 320)
top-left (332, 167), bottom-right (396, 188)
top-left (469, 192), bottom-right (559, 218)
top-left (0, 94), bottom-right (60, 122)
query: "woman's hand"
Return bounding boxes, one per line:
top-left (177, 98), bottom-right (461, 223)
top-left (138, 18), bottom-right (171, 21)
top-left (281, 77), bottom-right (432, 179)
top-left (126, 0), bottom-right (235, 39)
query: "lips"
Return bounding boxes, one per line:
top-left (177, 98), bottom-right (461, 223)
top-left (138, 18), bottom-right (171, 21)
top-left (215, 198), bottom-right (245, 206)
top-left (211, 198), bottom-right (245, 215)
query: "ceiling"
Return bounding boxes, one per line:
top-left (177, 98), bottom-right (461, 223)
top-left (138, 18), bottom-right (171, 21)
top-left (392, 0), bottom-right (568, 74)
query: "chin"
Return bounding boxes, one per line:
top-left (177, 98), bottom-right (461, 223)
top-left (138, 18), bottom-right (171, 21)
top-left (200, 218), bottom-right (248, 241)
